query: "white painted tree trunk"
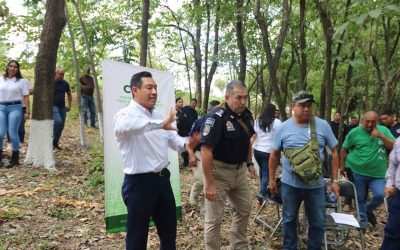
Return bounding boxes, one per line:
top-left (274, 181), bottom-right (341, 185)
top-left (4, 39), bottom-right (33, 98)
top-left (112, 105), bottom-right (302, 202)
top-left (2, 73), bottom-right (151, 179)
top-left (66, 5), bottom-right (87, 147)
top-left (25, 120), bottom-right (56, 170)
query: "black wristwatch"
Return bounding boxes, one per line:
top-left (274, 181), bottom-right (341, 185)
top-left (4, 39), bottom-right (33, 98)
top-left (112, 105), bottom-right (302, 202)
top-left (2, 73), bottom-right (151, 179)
top-left (246, 162), bottom-right (254, 167)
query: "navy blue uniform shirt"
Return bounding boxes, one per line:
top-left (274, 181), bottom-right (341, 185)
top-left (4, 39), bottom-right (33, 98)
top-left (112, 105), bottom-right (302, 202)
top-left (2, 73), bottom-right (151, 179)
top-left (200, 103), bottom-right (255, 164)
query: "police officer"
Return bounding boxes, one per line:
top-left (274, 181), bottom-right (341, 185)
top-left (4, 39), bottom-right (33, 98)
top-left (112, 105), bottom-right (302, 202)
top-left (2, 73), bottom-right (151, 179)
top-left (201, 80), bottom-right (257, 250)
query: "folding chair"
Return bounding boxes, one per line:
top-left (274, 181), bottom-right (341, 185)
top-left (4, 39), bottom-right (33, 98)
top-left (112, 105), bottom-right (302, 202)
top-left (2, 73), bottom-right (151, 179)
top-left (323, 179), bottom-right (366, 250)
top-left (253, 178), bottom-right (283, 238)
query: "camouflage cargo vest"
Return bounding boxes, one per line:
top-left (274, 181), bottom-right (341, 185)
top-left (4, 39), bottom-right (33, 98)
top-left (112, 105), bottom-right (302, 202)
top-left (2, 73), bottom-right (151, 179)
top-left (283, 118), bottom-right (322, 185)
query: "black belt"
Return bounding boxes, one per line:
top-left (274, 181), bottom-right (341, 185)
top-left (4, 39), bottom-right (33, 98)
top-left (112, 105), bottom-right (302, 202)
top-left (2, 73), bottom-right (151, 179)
top-left (0, 101), bottom-right (21, 106)
top-left (154, 168), bottom-right (169, 176)
top-left (138, 168), bottom-right (169, 177)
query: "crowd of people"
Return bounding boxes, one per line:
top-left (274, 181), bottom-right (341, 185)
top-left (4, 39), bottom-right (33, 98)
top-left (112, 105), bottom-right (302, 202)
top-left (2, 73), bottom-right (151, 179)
top-left (0, 60), bottom-right (97, 167)
top-left (114, 71), bottom-right (400, 250)
top-left (2, 59), bottom-right (399, 248)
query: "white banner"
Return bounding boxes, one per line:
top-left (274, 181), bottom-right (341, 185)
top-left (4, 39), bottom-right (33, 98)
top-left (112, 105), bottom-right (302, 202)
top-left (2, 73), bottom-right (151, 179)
top-left (102, 60), bottom-right (181, 232)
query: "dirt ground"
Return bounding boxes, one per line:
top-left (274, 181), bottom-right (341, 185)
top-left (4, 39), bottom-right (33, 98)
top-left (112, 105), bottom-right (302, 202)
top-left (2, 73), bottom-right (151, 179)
top-left (0, 114), bottom-right (387, 249)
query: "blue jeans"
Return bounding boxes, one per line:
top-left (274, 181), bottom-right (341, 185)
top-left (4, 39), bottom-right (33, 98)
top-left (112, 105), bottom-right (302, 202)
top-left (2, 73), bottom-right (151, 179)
top-left (81, 95), bottom-right (96, 127)
top-left (381, 189), bottom-right (400, 250)
top-left (281, 183), bottom-right (325, 250)
top-left (0, 104), bottom-right (23, 151)
top-left (254, 149), bottom-right (270, 196)
top-left (352, 173), bottom-right (385, 228)
top-left (53, 106), bottom-right (66, 145)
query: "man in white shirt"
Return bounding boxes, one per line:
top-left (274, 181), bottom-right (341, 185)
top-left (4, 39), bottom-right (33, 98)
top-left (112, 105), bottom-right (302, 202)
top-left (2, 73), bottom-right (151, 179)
top-left (114, 71), bottom-right (199, 250)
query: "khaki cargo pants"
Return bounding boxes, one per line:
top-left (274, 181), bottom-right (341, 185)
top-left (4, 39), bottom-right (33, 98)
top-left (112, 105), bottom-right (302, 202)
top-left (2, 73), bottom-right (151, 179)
top-left (189, 151), bottom-right (204, 205)
top-left (204, 160), bottom-right (251, 250)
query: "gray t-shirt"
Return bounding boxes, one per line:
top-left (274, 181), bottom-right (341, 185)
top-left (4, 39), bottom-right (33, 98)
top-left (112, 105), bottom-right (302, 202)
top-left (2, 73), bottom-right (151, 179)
top-left (273, 117), bottom-right (338, 189)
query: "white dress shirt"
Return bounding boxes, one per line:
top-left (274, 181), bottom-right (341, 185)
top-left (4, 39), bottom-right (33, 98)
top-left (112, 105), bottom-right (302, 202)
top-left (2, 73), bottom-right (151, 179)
top-left (114, 100), bottom-right (187, 175)
top-left (0, 77), bottom-right (30, 102)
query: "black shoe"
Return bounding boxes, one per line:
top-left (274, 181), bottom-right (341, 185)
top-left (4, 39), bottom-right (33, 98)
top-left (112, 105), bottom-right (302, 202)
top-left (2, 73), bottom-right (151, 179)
top-left (53, 144), bottom-right (62, 150)
top-left (5, 151), bottom-right (19, 169)
top-left (367, 212), bottom-right (377, 227)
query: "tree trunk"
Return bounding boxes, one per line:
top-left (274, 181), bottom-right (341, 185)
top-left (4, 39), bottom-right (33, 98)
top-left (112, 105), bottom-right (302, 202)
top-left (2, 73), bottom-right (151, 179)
top-left (193, 0), bottom-right (202, 108)
top-left (164, 5), bottom-right (193, 100)
top-left (381, 17), bottom-right (400, 111)
top-left (236, 0), bottom-right (247, 83)
top-left (299, 0), bottom-right (307, 90)
top-left (254, 0), bottom-right (290, 121)
top-left (25, 0), bottom-right (66, 170)
top-left (65, 5), bottom-right (87, 147)
top-left (203, 0), bottom-right (220, 112)
top-left (338, 48), bottom-right (356, 148)
top-left (72, 0), bottom-right (104, 139)
top-left (203, 1), bottom-right (211, 110)
top-left (140, 0), bottom-right (150, 66)
top-left (315, 0), bottom-right (333, 120)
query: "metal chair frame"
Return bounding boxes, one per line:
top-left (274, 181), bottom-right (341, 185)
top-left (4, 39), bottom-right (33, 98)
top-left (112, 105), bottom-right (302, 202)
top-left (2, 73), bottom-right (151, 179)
top-left (323, 179), bottom-right (366, 250)
top-left (253, 196), bottom-right (283, 239)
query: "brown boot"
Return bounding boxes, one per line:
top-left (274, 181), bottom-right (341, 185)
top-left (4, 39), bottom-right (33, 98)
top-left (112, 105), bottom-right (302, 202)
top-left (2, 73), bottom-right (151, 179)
top-left (5, 151), bottom-right (19, 169)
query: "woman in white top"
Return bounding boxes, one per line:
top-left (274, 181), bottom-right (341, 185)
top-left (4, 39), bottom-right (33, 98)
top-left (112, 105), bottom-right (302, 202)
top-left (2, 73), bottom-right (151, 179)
top-left (253, 103), bottom-right (281, 203)
top-left (0, 60), bottom-right (30, 168)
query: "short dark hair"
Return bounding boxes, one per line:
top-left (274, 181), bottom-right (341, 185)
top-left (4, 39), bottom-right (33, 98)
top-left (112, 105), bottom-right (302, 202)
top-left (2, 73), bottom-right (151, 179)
top-left (130, 71), bottom-right (152, 90)
top-left (381, 109), bottom-right (394, 116)
top-left (191, 98), bottom-right (198, 102)
top-left (175, 97), bottom-right (183, 103)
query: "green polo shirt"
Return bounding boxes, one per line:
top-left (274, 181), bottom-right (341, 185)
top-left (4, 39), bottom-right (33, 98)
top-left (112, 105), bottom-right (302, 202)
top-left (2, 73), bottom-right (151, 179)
top-left (343, 125), bottom-right (395, 178)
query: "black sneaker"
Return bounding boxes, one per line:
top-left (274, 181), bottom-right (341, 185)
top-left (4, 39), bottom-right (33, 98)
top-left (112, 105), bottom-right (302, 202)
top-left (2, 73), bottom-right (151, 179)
top-left (53, 144), bottom-right (62, 150)
top-left (367, 212), bottom-right (377, 227)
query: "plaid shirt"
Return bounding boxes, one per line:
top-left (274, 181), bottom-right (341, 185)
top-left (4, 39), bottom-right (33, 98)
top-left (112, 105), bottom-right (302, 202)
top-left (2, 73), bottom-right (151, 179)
top-left (387, 138), bottom-right (400, 190)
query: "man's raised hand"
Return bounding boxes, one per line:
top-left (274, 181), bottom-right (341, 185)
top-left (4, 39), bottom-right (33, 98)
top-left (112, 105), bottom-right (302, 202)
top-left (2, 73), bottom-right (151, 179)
top-left (163, 107), bottom-right (178, 131)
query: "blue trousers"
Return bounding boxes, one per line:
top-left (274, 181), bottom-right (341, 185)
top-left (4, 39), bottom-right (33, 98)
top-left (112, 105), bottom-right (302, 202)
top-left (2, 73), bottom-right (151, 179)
top-left (122, 169), bottom-right (176, 250)
top-left (53, 105), bottom-right (66, 145)
top-left (0, 104), bottom-right (22, 151)
top-left (81, 95), bottom-right (96, 127)
top-left (281, 183), bottom-right (325, 250)
top-left (381, 189), bottom-right (400, 250)
top-left (253, 149), bottom-right (270, 196)
top-left (352, 173), bottom-right (385, 228)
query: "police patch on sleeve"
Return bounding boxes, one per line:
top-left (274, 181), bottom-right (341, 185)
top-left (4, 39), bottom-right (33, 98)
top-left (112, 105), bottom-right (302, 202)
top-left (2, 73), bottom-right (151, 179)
top-left (203, 118), bottom-right (215, 136)
top-left (205, 118), bottom-right (215, 126)
top-left (203, 125), bottom-right (211, 136)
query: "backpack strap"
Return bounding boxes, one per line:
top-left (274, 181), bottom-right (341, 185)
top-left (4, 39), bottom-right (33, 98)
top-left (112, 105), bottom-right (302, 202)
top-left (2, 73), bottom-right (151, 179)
top-left (310, 117), bottom-right (319, 151)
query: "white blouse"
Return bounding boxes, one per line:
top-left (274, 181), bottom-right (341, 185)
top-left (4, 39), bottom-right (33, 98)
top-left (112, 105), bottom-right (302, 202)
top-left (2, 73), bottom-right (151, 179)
top-left (253, 118), bottom-right (282, 153)
top-left (0, 77), bottom-right (30, 102)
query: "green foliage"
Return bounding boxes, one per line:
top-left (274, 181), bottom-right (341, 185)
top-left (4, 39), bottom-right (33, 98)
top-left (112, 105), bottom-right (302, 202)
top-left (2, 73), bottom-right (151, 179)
top-left (67, 102), bottom-right (80, 120)
top-left (85, 142), bottom-right (104, 190)
top-left (0, 208), bottom-right (25, 220)
top-left (48, 206), bottom-right (75, 219)
top-left (2, 0), bottom-right (399, 117)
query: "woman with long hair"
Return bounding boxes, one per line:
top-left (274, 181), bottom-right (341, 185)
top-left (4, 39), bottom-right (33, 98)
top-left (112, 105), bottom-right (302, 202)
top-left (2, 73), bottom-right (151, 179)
top-left (0, 60), bottom-right (30, 168)
top-left (253, 103), bottom-right (282, 203)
